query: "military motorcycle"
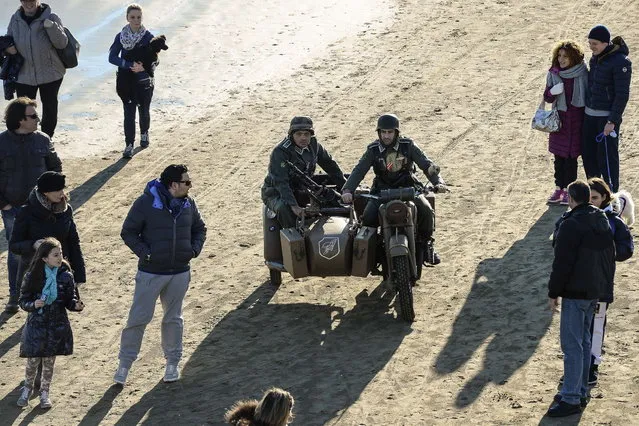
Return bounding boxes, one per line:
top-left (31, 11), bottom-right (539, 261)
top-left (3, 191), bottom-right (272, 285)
top-left (263, 164), bottom-right (435, 322)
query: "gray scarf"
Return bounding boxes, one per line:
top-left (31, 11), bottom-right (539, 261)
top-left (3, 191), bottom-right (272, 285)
top-left (119, 24), bottom-right (147, 50)
top-left (546, 62), bottom-right (588, 112)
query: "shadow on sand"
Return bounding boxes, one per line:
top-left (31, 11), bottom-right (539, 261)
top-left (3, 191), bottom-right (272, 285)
top-left (434, 208), bottom-right (560, 407)
top-left (81, 279), bottom-right (411, 425)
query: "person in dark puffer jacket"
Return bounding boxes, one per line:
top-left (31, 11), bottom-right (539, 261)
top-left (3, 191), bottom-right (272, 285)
top-left (1, 97), bottom-right (62, 313)
top-left (10, 171), bottom-right (86, 284)
top-left (547, 180), bottom-right (615, 417)
top-left (225, 388), bottom-right (295, 426)
top-left (582, 25), bottom-right (632, 192)
top-left (115, 164), bottom-right (206, 386)
top-left (17, 237), bottom-right (84, 409)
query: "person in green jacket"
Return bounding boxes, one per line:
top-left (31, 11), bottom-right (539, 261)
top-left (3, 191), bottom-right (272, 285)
top-left (261, 116), bottom-right (345, 228)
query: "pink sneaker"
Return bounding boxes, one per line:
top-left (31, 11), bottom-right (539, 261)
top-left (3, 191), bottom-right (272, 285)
top-left (547, 189), bottom-right (562, 204)
top-left (560, 190), bottom-right (569, 205)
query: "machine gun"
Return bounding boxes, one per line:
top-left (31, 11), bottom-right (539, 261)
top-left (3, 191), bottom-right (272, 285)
top-left (285, 160), bottom-right (342, 208)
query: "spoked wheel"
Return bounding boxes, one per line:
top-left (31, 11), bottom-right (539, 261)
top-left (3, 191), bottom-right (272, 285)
top-left (269, 269), bottom-right (282, 286)
top-left (392, 255), bottom-right (415, 322)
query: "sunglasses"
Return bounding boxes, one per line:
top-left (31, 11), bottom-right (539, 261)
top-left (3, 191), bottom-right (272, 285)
top-left (25, 113), bottom-right (39, 120)
top-left (178, 180), bottom-right (192, 186)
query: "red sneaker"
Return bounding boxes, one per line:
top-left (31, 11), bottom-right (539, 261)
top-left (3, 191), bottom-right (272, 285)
top-left (560, 190), bottom-right (569, 205)
top-left (547, 189), bottom-right (562, 204)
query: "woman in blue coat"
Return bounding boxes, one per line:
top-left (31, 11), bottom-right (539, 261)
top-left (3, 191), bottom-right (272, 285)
top-left (108, 3), bottom-right (156, 159)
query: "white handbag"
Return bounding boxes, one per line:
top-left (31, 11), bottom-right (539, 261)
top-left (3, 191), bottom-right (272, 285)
top-left (531, 100), bottom-right (561, 133)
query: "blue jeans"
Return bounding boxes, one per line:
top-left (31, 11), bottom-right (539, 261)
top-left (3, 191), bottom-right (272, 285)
top-left (559, 298), bottom-right (597, 405)
top-left (1, 206), bottom-right (22, 299)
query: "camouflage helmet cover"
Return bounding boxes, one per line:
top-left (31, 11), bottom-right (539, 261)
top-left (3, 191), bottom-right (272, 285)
top-left (289, 116), bottom-right (315, 135)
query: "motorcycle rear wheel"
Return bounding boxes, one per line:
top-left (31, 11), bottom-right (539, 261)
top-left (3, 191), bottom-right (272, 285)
top-left (392, 255), bottom-right (415, 322)
top-left (269, 269), bottom-right (282, 286)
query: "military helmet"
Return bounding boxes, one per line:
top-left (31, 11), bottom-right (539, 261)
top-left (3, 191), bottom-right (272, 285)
top-left (376, 113), bottom-right (400, 131)
top-left (289, 116), bottom-right (315, 135)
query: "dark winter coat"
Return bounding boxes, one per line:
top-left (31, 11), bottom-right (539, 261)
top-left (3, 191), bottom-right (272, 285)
top-left (544, 76), bottom-right (584, 159)
top-left (109, 31), bottom-right (155, 103)
top-left (549, 203), bottom-right (615, 300)
top-left (9, 188), bottom-right (86, 283)
top-left (0, 35), bottom-right (25, 100)
top-left (121, 180), bottom-right (207, 275)
top-left (225, 400), bottom-right (271, 426)
top-left (19, 264), bottom-right (81, 358)
top-left (0, 129), bottom-right (62, 209)
top-left (586, 36), bottom-right (632, 125)
top-left (262, 135), bottom-right (345, 208)
top-left (598, 208), bottom-right (634, 303)
top-left (342, 137), bottom-right (444, 193)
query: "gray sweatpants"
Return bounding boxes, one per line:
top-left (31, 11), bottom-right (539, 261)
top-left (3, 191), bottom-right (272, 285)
top-left (118, 270), bottom-right (190, 368)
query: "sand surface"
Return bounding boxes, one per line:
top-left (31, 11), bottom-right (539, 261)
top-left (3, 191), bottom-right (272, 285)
top-left (0, 0), bottom-right (638, 425)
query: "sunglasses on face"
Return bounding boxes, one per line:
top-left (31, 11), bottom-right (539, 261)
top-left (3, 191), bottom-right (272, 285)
top-left (25, 113), bottom-right (39, 120)
top-left (178, 180), bottom-right (192, 186)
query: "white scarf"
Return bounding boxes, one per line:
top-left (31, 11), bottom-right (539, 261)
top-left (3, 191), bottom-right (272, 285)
top-left (119, 24), bottom-right (147, 50)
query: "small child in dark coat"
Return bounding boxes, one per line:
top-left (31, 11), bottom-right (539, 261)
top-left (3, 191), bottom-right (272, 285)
top-left (17, 237), bottom-right (84, 409)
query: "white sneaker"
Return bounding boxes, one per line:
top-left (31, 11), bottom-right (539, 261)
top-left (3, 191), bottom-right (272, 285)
top-left (114, 366), bottom-right (129, 385)
top-left (16, 386), bottom-right (31, 407)
top-left (40, 390), bottom-right (52, 409)
top-left (163, 364), bottom-right (179, 383)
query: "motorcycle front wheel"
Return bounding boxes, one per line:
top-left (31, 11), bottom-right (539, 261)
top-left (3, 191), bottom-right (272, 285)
top-left (392, 255), bottom-right (415, 322)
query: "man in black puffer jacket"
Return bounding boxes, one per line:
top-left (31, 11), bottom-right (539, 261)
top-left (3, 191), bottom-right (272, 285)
top-left (1, 97), bottom-right (62, 313)
top-left (546, 180), bottom-right (615, 417)
top-left (582, 25), bottom-right (632, 192)
top-left (116, 164), bottom-right (206, 386)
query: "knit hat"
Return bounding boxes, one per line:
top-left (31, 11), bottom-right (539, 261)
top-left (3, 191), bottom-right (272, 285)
top-left (37, 171), bottom-right (66, 193)
top-left (588, 25), bottom-right (611, 43)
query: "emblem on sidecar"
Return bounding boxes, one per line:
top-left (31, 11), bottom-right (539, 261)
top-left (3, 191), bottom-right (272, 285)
top-left (319, 237), bottom-right (340, 260)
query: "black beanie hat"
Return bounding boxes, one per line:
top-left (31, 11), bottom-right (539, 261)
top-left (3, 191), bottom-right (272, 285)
top-left (588, 25), bottom-right (611, 43)
top-left (37, 171), bottom-right (66, 193)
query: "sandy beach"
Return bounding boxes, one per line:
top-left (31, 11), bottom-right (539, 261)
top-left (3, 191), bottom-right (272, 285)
top-left (0, 0), bottom-right (638, 424)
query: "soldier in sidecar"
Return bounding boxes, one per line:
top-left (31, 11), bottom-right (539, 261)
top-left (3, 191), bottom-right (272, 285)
top-left (261, 116), bottom-right (346, 229)
top-left (341, 113), bottom-right (448, 265)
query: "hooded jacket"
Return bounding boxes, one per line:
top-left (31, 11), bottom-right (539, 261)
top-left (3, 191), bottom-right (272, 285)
top-left (548, 203), bottom-right (615, 300)
top-left (19, 263), bottom-right (81, 358)
top-left (6, 3), bottom-right (68, 86)
top-left (586, 36), bottom-right (632, 124)
top-left (0, 129), bottom-right (62, 209)
top-left (10, 188), bottom-right (86, 283)
top-left (121, 179), bottom-right (207, 275)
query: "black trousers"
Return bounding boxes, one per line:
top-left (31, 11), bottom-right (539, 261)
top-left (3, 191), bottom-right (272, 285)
top-left (123, 84), bottom-right (154, 146)
top-left (362, 194), bottom-right (434, 240)
top-left (553, 155), bottom-right (578, 189)
top-left (582, 115), bottom-right (620, 192)
top-left (15, 78), bottom-right (63, 138)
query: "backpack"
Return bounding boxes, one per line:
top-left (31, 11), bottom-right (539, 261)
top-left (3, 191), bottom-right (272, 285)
top-left (608, 215), bottom-right (634, 262)
top-left (56, 27), bottom-right (80, 69)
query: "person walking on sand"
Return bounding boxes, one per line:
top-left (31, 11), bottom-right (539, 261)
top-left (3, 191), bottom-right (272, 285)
top-left (109, 3), bottom-right (159, 159)
top-left (225, 388), bottom-right (295, 426)
top-left (16, 237), bottom-right (84, 409)
top-left (543, 40), bottom-right (588, 205)
top-left (582, 25), bottom-right (632, 192)
top-left (547, 180), bottom-right (614, 417)
top-left (114, 164), bottom-right (206, 385)
top-left (0, 97), bottom-right (62, 314)
top-left (10, 171), bottom-right (86, 286)
top-left (4, 0), bottom-right (68, 138)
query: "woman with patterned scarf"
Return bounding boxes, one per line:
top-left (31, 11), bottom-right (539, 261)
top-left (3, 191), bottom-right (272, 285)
top-left (108, 3), bottom-right (157, 159)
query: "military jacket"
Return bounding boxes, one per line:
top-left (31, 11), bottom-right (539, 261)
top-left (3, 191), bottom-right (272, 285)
top-left (343, 137), bottom-right (443, 193)
top-left (262, 136), bottom-right (345, 207)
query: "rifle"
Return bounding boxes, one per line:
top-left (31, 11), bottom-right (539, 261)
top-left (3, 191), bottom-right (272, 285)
top-left (285, 160), bottom-right (341, 206)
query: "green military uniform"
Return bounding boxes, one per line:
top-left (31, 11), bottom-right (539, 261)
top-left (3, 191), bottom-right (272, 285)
top-left (342, 136), bottom-right (443, 240)
top-left (262, 136), bottom-right (345, 228)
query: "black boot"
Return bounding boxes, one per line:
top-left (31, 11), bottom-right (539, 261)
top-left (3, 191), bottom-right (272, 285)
top-left (424, 239), bottom-right (441, 265)
top-left (4, 295), bottom-right (19, 313)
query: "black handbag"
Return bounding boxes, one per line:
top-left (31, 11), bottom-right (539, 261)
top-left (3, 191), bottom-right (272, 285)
top-left (56, 27), bottom-right (80, 69)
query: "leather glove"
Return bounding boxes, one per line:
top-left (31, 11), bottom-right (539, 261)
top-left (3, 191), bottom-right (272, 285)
top-left (549, 82), bottom-right (564, 95)
top-left (434, 184), bottom-right (449, 193)
top-left (341, 192), bottom-right (353, 204)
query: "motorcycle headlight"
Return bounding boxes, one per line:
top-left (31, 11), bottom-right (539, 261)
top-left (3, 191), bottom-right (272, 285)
top-left (385, 202), bottom-right (409, 225)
